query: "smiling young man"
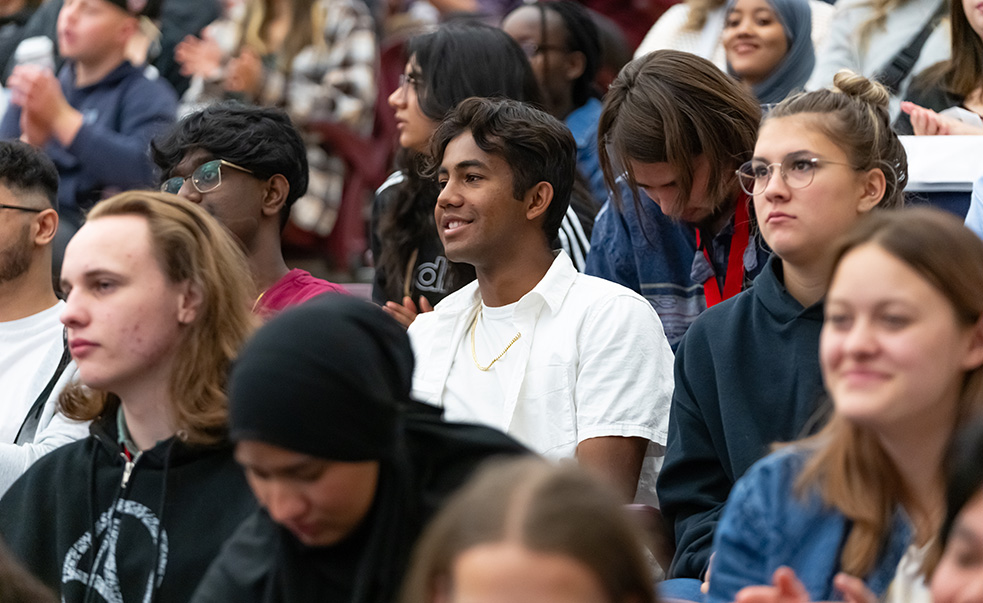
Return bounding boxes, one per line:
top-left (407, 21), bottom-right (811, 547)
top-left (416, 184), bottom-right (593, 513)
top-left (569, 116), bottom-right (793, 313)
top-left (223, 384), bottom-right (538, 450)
top-left (151, 103), bottom-right (347, 317)
top-left (0, 0), bottom-right (176, 256)
top-left (407, 97), bottom-right (674, 504)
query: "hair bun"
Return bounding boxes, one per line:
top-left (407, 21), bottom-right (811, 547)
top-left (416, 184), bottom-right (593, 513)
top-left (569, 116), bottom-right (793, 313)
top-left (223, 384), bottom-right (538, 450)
top-left (832, 69), bottom-right (890, 109)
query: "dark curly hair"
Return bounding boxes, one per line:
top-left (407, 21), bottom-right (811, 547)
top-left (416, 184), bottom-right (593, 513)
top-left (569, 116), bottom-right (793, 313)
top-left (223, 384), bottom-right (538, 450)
top-left (375, 22), bottom-right (542, 303)
top-left (151, 102), bottom-right (309, 229)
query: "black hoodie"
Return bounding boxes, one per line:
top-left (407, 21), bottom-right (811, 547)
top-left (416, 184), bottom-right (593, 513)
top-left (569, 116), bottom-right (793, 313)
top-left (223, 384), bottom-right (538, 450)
top-left (0, 412), bottom-right (257, 603)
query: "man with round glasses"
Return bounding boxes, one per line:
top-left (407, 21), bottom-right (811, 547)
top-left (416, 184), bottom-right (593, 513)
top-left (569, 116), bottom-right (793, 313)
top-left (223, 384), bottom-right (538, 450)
top-left (152, 102), bottom-right (347, 317)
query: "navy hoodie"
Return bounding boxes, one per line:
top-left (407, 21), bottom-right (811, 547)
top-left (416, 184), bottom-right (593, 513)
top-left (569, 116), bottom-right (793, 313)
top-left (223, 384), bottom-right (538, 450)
top-left (0, 60), bottom-right (176, 213)
top-left (657, 256), bottom-right (828, 579)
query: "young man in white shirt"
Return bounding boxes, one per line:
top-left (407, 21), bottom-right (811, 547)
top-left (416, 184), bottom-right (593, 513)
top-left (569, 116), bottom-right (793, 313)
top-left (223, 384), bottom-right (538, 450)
top-left (0, 140), bottom-right (87, 495)
top-left (408, 97), bottom-right (674, 503)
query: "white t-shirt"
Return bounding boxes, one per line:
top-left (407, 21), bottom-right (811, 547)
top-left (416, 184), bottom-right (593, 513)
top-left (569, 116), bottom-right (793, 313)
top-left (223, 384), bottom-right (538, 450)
top-left (0, 303), bottom-right (67, 443)
top-left (442, 301), bottom-right (520, 429)
top-left (0, 301), bottom-right (88, 495)
top-left (884, 542), bottom-right (932, 603)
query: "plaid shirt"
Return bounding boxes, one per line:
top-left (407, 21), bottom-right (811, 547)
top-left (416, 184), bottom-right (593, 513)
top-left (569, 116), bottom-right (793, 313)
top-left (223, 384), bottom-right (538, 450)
top-left (261, 0), bottom-right (378, 135)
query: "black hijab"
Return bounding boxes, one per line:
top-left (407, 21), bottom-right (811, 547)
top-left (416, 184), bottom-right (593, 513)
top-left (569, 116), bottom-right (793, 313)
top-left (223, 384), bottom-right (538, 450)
top-left (221, 296), bottom-right (529, 603)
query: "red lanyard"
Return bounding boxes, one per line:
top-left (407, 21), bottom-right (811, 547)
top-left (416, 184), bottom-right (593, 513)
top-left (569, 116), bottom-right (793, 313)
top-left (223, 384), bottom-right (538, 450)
top-left (695, 195), bottom-right (750, 307)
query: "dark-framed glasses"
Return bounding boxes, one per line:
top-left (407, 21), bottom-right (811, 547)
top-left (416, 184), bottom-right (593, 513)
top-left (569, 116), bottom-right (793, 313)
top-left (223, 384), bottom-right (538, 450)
top-left (0, 203), bottom-right (44, 213)
top-left (160, 159), bottom-right (254, 195)
top-left (517, 41), bottom-right (568, 59)
top-left (398, 72), bottom-right (422, 92)
top-left (737, 156), bottom-right (855, 196)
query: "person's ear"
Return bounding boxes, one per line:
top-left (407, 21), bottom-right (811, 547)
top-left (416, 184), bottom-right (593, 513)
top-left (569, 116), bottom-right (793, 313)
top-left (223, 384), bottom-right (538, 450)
top-left (857, 167), bottom-right (887, 213)
top-left (564, 50), bottom-right (587, 82)
top-left (118, 14), bottom-right (139, 43)
top-left (525, 181), bottom-right (553, 223)
top-left (960, 315), bottom-right (983, 371)
top-left (261, 174), bottom-right (290, 217)
top-left (176, 281), bottom-right (204, 325)
top-left (32, 208), bottom-right (58, 246)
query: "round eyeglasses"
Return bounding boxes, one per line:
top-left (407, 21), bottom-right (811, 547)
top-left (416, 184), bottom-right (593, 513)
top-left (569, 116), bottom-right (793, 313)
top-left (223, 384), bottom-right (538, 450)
top-left (160, 159), bottom-right (254, 195)
top-left (397, 72), bottom-right (422, 92)
top-left (736, 156), bottom-right (854, 196)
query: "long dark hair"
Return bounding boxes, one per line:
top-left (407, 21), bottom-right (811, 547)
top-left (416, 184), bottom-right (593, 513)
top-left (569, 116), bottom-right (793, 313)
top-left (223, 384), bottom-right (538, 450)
top-left (376, 23), bottom-right (542, 303)
top-left (910, 0), bottom-right (983, 101)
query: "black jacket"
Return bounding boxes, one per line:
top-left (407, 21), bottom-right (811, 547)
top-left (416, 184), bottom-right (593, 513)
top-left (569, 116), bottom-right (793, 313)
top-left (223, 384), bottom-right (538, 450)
top-left (0, 411), bottom-right (257, 603)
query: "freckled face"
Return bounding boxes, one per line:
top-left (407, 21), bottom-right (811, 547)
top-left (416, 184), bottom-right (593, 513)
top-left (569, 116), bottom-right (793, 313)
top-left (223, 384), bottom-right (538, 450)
top-left (60, 215), bottom-right (193, 394)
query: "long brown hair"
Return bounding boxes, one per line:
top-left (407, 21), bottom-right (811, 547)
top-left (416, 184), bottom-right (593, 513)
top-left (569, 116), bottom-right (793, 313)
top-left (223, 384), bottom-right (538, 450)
top-left (239, 0), bottom-right (324, 69)
top-left (598, 49), bottom-right (760, 216)
top-left (60, 192), bottom-right (256, 446)
top-left (400, 458), bottom-right (656, 603)
top-left (795, 207), bottom-right (983, 577)
top-left (912, 0), bottom-right (982, 101)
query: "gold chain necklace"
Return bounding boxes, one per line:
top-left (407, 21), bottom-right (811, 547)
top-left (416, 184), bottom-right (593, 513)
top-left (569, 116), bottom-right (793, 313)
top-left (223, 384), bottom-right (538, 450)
top-left (251, 290), bottom-right (267, 313)
top-left (470, 308), bottom-right (521, 371)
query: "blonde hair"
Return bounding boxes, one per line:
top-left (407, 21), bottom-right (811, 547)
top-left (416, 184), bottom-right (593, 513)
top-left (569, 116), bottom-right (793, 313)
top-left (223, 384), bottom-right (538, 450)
top-left (239, 0), bottom-right (326, 70)
top-left (400, 458), bottom-right (656, 603)
top-left (795, 208), bottom-right (983, 577)
top-left (60, 191), bottom-right (256, 446)
top-left (854, 0), bottom-right (905, 53)
top-left (683, 0), bottom-right (729, 31)
top-left (765, 70), bottom-right (907, 210)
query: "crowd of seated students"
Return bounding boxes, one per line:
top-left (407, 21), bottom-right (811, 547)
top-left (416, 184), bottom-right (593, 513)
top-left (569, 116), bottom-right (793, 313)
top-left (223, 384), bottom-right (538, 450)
top-left (3, 0), bottom-right (983, 601)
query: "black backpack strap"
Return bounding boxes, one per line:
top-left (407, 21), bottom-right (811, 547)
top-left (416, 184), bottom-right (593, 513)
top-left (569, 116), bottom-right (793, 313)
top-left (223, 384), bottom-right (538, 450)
top-left (875, 0), bottom-right (948, 95)
top-left (15, 329), bottom-right (72, 445)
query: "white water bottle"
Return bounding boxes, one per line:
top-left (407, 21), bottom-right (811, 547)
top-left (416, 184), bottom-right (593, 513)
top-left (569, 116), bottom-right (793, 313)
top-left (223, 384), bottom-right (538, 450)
top-left (14, 36), bottom-right (55, 71)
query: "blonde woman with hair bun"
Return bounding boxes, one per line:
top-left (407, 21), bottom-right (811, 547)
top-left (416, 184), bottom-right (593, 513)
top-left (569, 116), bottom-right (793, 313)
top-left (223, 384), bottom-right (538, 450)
top-left (659, 70), bottom-right (906, 592)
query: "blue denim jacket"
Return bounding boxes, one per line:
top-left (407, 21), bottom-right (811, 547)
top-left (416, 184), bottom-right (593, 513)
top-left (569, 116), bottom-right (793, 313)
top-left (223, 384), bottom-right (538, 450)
top-left (707, 447), bottom-right (913, 603)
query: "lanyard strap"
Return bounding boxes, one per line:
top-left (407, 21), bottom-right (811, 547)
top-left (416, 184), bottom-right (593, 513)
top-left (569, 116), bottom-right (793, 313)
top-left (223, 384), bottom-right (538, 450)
top-left (695, 195), bottom-right (750, 307)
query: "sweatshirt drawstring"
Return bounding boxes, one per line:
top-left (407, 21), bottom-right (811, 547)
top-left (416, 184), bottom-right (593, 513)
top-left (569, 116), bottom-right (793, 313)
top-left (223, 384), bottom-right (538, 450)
top-left (148, 439), bottom-right (176, 603)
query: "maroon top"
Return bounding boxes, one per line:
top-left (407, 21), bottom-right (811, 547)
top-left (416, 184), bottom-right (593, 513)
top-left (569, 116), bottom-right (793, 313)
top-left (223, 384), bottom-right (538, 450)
top-left (255, 269), bottom-right (349, 318)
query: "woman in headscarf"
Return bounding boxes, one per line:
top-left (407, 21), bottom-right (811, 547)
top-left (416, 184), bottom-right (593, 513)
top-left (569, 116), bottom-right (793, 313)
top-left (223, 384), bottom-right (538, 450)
top-left (190, 295), bottom-right (529, 603)
top-left (721, 0), bottom-right (814, 105)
